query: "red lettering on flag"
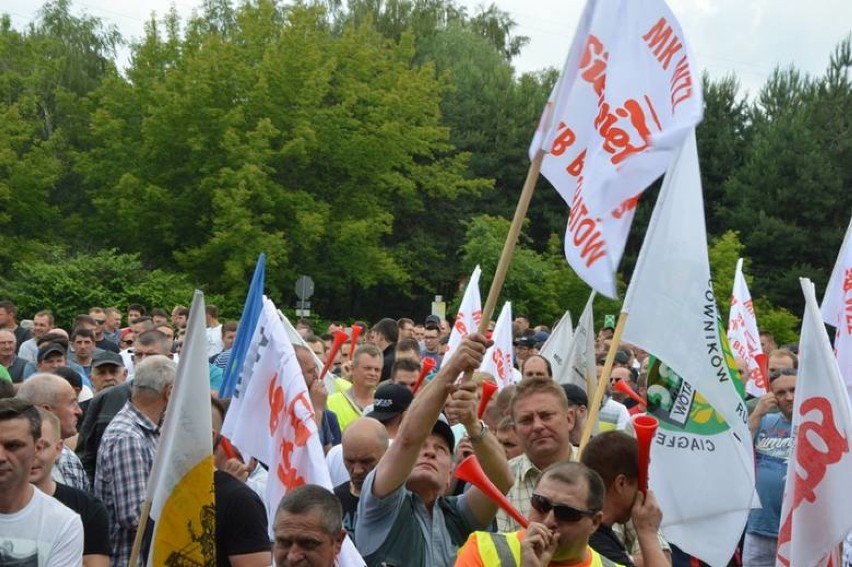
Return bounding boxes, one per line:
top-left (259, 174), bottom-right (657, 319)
top-left (267, 374), bottom-right (283, 434)
top-left (276, 439), bottom-right (306, 490)
top-left (580, 35), bottom-right (608, 96)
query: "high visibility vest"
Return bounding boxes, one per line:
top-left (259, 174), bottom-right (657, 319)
top-left (474, 530), bottom-right (621, 567)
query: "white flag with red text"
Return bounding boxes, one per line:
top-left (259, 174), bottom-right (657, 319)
top-left (531, 0), bottom-right (703, 298)
top-left (728, 258), bottom-right (766, 397)
top-left (446, 265), bottom-right (482, 364)
top-left (539, 309), bottom-right (574, 384)
top-left (776, 278), bottom-right (852, 567)
top-left (479, 301), bottom-right (515, 389)
top-left (222, 298), bottom-right (365, 566)
top-left (821, 217), bottom-right (852, 400)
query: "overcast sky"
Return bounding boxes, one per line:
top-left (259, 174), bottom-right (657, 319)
top-left (5, 0), bottom-right (851, 98)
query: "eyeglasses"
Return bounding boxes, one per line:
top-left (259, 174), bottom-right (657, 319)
top-left (530, 494), bottom-right (598, 522)
top-left (769, 368), bottom-right (797, 380)
top-left (94, 319), bottom-right (106, 325)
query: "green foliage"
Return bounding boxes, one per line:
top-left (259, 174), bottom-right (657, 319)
top-left (0, 249), bottom-right (232, 328)
top-left (708, 230), bottom-right (746, 320)
top-left (752, 297), bottom-right (800, 347)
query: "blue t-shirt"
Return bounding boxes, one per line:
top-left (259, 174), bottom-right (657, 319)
top-left (747, 413), bottom-right (793, 537)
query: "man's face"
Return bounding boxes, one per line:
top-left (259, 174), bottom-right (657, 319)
top-left (514, 344), bottom-right (532, 363)
top-left (152, 315), bottom-right (168, 327)
top-left (0, 331), bottom-right (15, 357)
top-left (223, 331), bottom-right (236, 351)
top-left (133, 340), bottom-right (169, 363)
top-left (522, 356), bottom-right (550, 380)
top-left (92, 364), bottom-right (127, 393)
top-left (295, 349), bottom-right (320, 389)
top-left (32, 315), bottom-right (51, 339)
top-left (760, 334), bottom-right (776, 354)
top-left (174, 314), bottom-right (187, 329)
top-left (513, 392), bottom-right (574, 465)
top-left (398, 323), bottom-right (414, 340)
top-left (423, 329), bottom-right (440, 353)
top-left (496, 427), bottom-right (523, 460)
top-left (513, 317), bottom-right (529, 331)
top-left (351, 354), bottom-right (382, 389)
top-left (308, 342), bottom-right (326, 364)
top-left (73, 336), bottom-right (94, 360)
top-left (128, 309), bottom-right (142, 322)
top-left (273, 509), bottom-right (343, 567)
top-left (90, 312), bottom-right (106, 335)
top-left (770, 374), bottom-right (796, 420)
top-left (529, 476), bottom-right (601, 562)
top-left (48, 381), bottom-right (83, 438)
top-left (107, 311), bottom-right (122, 330)
top-left (439, 319), bottom-right (451, 337)
top-left (413, 325), bottom-right (425, 342)
top-left (38, 353), bottom-right (66, 373)
top-left (342, 437), bottom-right (385, 492)
top-left (0, 417), bottom-right (39, 491)
top-left (0, 308), bottom-right (11, 327)
top-left (406, 433), bottom-right (453, 494)
top-left (29, 418), bottom-right (62, 485)
top-left (609, 367), bottom-right (634, 402)
top-left (131, 321), bottom-right (149, 336)
top-left (392, 368), bottom-right (419, 392)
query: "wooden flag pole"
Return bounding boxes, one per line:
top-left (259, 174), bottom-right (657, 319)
top-left (477, 150), bottom-right (545, 334)
top-left (128, 499), bottom-right (152, 566)
top-left (578, 311), bottom-right (628, 456)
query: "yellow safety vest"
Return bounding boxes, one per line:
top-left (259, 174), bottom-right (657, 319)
top-left (475, 530), bottom-right (621, 567)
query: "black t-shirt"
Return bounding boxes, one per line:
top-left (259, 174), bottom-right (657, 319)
top-left (215, 470), bottom-right (270, 567)
top-left (53, 482), bottom-right (111, 557)
top-left (13, 326), bottom-right (32, 354)
top-left (96, 337), bottom-right (120, 353)
top-left (333, 482), bottom-right (360, 538)
top-left (589, 523), bottom-right (636, 567)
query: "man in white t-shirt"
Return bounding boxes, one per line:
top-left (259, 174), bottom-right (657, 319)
top-left (205, 305), bottom-right (224, 358)
top-left (0, 398), bottom-right (83, 564)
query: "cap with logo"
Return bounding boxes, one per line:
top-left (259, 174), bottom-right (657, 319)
top-left (366, 383), bottom-right (413, 423)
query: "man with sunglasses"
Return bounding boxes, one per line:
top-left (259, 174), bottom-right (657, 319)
top-left (456, 461), bottom-right (622, 566)
top-left (744, 367), bottom-right (796, 567)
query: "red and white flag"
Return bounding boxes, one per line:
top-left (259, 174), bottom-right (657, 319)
top-left (728, 258), bottom-right (766, 397)
top-left (479, 301), bottom-right (515, 389)
top-left (531, 0), bottom-right (703, 298)
top-left (446, 265), bottom-right (482, 364)
top-left (222, 297), bottom-right (365, 566)
top-left (776, 278), bottom-right (852, 567)
top-left (821, 217), bottom-right (852, 400)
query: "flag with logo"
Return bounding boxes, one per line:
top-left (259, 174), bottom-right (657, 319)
top-left (539, 309), bottom-right (573, 383)
top-left (219, 253), bottom-right (265, 397)
top-left (776, 278), bottom-right (852, 567)
top-left (222, 297), bottom-right (365, 565)
top-left (479, 301), bottom-right (515, 389)
top-left (821, 217), bottom-right (852, 400)
top-left (531, 0), bottom-right (703, 298)
top-left (621, 132), bottom-right (754, 564)
top-left (145, 290), bottom-right (215, 565)
top-left (728, 258), bottom-right (766, 397)
top-left (446, 265), bottom-right (482, 365)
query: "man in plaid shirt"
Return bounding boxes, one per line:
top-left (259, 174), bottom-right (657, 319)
top-left (94, 355), bottom-right (176, 567)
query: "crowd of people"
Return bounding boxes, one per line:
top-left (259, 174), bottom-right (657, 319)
top-left (0, 300), bottom-right (798, 567)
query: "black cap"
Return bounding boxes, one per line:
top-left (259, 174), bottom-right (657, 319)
top-left (92, 351), bottom-right (125, 369)
top-left (562, 383), bottom-right (588, 407)
top-left (37, 342), bottom-right (66, 364)
top-left (366, 383), bottom-right (413, 422)
top-left (425, 314), bottom-right (441, 327)
top-left (431, 414), bottom-right (456, 453)
top-left (514, 336), bottom-right (536, 348)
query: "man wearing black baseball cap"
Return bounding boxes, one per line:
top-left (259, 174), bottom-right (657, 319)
top-left (355, 334), bottom-right (513, 567)
top-left (366, 383), bottom-right (413, 439)
top-left (90, 351), bottom-right (127, 395)
top-left (36, 342), bottom-right (67, 373)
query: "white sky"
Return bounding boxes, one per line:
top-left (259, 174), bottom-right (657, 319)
top-left (4, 0), bottom-right (851, 98)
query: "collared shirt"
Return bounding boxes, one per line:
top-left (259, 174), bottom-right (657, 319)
top-left (497, 449), bottom-right (576, 532)
top-left (54, 445), bottom-right (91, 492)
top-left (94, 400), bottom-right (159, 567)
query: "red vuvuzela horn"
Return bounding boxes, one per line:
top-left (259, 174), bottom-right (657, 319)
top-left (455, 455), bottom-right (529, 528)
top-left (349, 324), bottom-right (364, 362)
top-left (613, 379), bottom-right (646, 407)
top-left (632, 414), bottom-right (659, 495)
top-left (412, 357), bottom-right (436, 394)
top-left (477, 380), bottom-right (498, 420)
top-left (754, 353), bottom-right (769, 390)
top-left (320, 330), bottom-right (349, 381)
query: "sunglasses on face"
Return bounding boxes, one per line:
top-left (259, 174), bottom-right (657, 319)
top-left (530, 494), bottom-right (598, 522)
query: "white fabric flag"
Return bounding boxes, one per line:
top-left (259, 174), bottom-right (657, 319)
top-left (539, 309), bottom-right (574, 384)
top-left (821, 217), bottom-right (852, 400)
top-left (479, 301), bottom-right (515, 389)
top-left (222, 298), bottom-right (364, 566)
top-left (560, 292), bottom-right (597, 394)
top-left (532, 0), bottom-right (703, 298)
top-left (146, 290), bottom-right (214, 565)
top-left (445, 265), bottom-right (482, 364)
top-left (279, 309), bottom-right (336, 394)
top-left (728, 258), bottom-right (766, 397)
top-left (622, 131), bottom-right (754, 565)
top-left (776, 279), bottom-right (852, 567)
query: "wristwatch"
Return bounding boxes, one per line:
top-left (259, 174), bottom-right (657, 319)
top-left (467, 420), bottom-right (489, 443)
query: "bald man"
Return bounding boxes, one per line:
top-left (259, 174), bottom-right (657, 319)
top-left (332, 417), bottom-right (389, 538)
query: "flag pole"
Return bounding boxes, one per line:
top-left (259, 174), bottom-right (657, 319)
top-left (476, 150), bottom-right (545, 335)
top-left (129, 499), bottom-right (152, 566)
top-left (578, 311), bottom-right (628, 455)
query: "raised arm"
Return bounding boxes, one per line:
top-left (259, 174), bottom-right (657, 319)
top-left (370, 335), bottom-right (489, 498)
